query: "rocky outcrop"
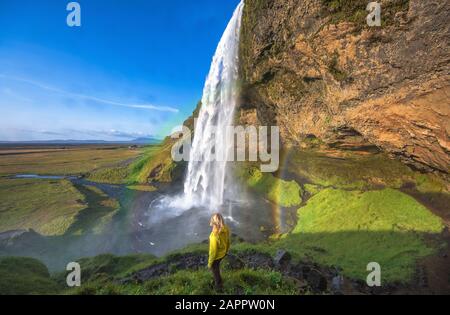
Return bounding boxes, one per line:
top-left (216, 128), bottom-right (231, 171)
top-left (239, 0), bottom-right (450, 174)
top-left (144, 102), bottom-right (201, 184)
top-left (122, 251), bottom-right (335, 293)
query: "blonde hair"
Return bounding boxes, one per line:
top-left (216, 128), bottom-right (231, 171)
top-left (210, 213), bottom-right (225, 234)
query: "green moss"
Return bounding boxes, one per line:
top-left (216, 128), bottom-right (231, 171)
top-left (286, 150), bottom-right (415, 190)
top-left (127, 145), bottom-right (165, 184)
top-left (0, 257), bottom-right (60, 295)
top-left (304, 184), bottom-right (322, 196)
top-left (241, 167), bottom-right (303, 207)
top-left (86, 145), bottom-right (173, 185)
top-left (414, 173), bottom-right (448, 194)
top-left (0, 178), bottom-right (86, 236)
top-left (69, 269), bottom-right (297, 296)
top-left (74, 254), bottom-right (157, 282)
top-left (277, 188), bottom-right (444, 282)
top-left (321, 0), bottom-right (410, 30)
top-left (87, 166), bottom-right (130, 185)
top-left (328, 50), bottom-right (348, 82)
top-left (126, 185), bottom-right (157, 192)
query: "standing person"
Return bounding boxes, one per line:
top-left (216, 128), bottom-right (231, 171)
top-left (208, 213), bottom-right (231, 291)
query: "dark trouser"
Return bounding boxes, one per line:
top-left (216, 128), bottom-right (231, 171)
top-left (211, 258), bottom-right (223, 289)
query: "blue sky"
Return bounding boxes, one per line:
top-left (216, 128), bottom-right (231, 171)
top-left (0, 0), bottom-right (241, 141)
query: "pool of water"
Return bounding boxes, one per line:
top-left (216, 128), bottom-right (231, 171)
top-left (127, 190), bottom-right (297, 256)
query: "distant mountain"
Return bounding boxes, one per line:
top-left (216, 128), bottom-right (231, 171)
top-left (130, 137), bottom-right (162, 145)
top-left (0, 138), bottom-right (162, 145)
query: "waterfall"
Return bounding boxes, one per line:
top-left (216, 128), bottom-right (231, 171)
top-left (182, 1), bottom-right (244, 210)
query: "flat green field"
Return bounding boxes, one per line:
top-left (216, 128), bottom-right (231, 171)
top-left (0, 145), bottom-right (142, 176)
top-left (0, 177), bottom-right (120, 236)
top-left (0, 145), bottom-right (131, 235)
top-left (0, 178), bottom-right (86, 235)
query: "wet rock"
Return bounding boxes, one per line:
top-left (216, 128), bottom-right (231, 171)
top-left (129, 253), bottom-right (207, 283)
top-left (225, 254), bottom-right (245, 270)
top-left (306, 269), bottom-right (328, 292)
top-left (237, 252), bottom-right (274, 270)
top-left (133, 263), bottom-right (169, 283)
top-left (331, 275), bottom-right (344, 294)
top-left (169, 253), bottom-right (207, 271)
top-left (273, 249), bottom-right (291, 270)
top-left (417, 266), bottom-right (429, 288)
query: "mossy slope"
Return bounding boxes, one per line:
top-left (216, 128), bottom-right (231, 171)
top-left (0, 257), bottom-right (60, 295)
top-left (239, 167), bottom-right (303, 207)
top-left (277, 188), bottom-right (444, 282)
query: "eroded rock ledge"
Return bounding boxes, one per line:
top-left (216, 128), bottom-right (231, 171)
top-left (239, 0), bottom-right (450, 174)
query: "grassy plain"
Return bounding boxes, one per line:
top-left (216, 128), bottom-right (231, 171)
top-left (0, 145), bottom-right (141, 176)
top-left (0, 145), bottom-right (136, 235)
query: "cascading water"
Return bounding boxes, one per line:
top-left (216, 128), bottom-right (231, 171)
top-left (171, 1), bottom-right (244, 211)
top-left (183, 1), bottom-right (244, 210)
top-left (138, 1), bottom-right (288, 255)
top-left (148, 1), bottom-right (245, 226)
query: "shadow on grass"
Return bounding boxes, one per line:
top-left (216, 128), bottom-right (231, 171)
top-left (273, 230), bottom-right (445, 284)
top-left (0, 228), bottom-right (446, 288)
top-left (64, 184), bottom-right (118, 235)
top-left (401, 188), bottom-right (450, 224)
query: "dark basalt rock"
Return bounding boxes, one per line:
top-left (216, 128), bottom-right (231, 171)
top-left (224, 254), bottom-right (245, 270)
top-left (236, 252), bottom-right (274, 270)
top-left (306, 269), bottom-right (328, 292)
top-left (273, 249), bottom-right (292, 270)
top-left (133, 263), bottom-right (169, 283)
top-left (124, 253), bottom-right (208, 284)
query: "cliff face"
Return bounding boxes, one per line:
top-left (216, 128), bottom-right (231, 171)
top-left (239, 0), bottom-right (450, 174)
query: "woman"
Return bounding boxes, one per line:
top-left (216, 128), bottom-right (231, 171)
top-left (208, 213), bottom-right (231, 291)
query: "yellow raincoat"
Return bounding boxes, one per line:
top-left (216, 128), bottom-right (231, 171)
top-left (208, 225), bottom-right (231, 268)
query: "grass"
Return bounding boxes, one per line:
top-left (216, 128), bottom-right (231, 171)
top-left (0, 257), bottom-right (60, 295)
top-left (126, 185), bottom-right (157, 192)
top-left (68, 268), bottom-right (297, 295)
top-left (56, 254), bottom-right (158, 285)
top-left (0, 178), bottom-right (120, 236)
top-left (0, 178), bottom-right (86, 236)
top-left (85, 145), bottom-right (163, 185)
top-left (128, 140), bottom-right (185, 184)
top-left (144, 269), bottom-right (297, 295)
top-left (284, 150), bottom-right (422, 190)
top-left (86, 144), bottom-right (180, 186)
top-left (414, 173), bottom-right (449, 194)
top-left (276, 188), bottom-right (444, 282)
top-left (239, 167), bottom-right (303, 207)
top-left (0, 145), bottom-right (141, 176)
top-left (86, 167), bottom-right (130, 185)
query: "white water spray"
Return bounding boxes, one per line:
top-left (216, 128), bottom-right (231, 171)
top-left (182, 1), bottom-right (244, 209)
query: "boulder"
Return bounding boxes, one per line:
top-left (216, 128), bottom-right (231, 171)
top-left (273, 249), bottom-right (292, 270)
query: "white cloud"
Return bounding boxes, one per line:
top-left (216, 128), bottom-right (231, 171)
top-left (0, 74), bottom-right (180, 113)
